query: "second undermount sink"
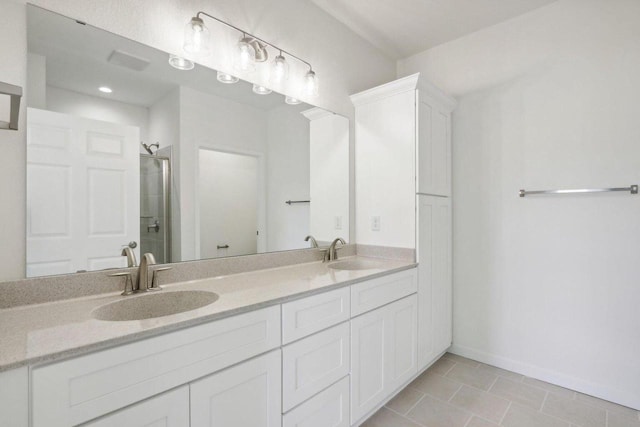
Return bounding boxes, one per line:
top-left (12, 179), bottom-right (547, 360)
top-left (328, 259), bottom-right (384, 271)
top-left (92, 290), bottom-right (219, 321)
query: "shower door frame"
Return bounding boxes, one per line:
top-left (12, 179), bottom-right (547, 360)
top-left (141, 153), bottom-right (171, 264)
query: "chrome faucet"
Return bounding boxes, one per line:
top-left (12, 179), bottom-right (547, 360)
top-left (121, 247), bottom-right (137, 268)
top-left (324, 237), bottom-right (346, 262)
top-left (304, 235), bottom-right (319, 248)
top-left (137, 252), bottom-right (157, 292)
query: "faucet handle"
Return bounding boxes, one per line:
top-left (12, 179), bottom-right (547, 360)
top-left (109, 271), bottom-right (135, 296)
top-left (149, 267), bottom-right (172, 291)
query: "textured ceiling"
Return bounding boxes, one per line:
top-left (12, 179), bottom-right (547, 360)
top-left (311, 0), bottom-right (558, 59)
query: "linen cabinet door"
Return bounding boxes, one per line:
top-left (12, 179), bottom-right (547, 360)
top-left (385, 294), bottom-right (418, 392)
top-left (190, 350), bottom-right (282, 427)
top-left (81, 386), bottom-right (189, 427)
top-left (432, 197), bottom-right (452, 353)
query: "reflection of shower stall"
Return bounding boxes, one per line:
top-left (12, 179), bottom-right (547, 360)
top-left (140, 154), bottom-right (171, 263)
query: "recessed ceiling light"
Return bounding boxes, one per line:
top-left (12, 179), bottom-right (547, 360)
top-left (217, 71), bottom-right (239, 84)
top-left (285, 96), bottom-right (301, 105)
top-left (252, 84), bottom-right (272, 95)
top-left (168, 54), bottom-right (195, 71)
top-left (99, 86), bottom-right (113, 93)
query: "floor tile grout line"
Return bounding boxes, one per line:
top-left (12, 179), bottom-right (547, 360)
top-left (383, 404), bottom-right (427, 427)
top-left (605, 408), bottom-right (609, 427)
top-left (448, 382), bottom-right (465, 403)
top-left (404, 393), bottom-right (427, 417)
top-left (499, 401), bottom-right (513, 425)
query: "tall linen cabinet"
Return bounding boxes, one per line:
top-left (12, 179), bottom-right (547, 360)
top-left (351, 73), bottom-right (456, 373)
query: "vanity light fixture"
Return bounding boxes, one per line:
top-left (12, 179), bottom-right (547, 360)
top-left (285, 96), bottom-right (301, 105)
top-left (98, 86), bottom-right (113, 93)
top-left (184, 12), bottom-right (318, 97)
top-left (252, 84), bottom-right (272, 95)
top-left (216, 70), bottom-right (239, 84)
top-left (168, 54), bottom-right (195, 70)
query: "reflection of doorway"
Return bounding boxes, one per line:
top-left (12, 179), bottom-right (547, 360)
top-left (197, 148), bottom-right (260, 258)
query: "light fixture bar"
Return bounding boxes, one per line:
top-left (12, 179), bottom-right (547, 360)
top-left (194, 11), bottom-right (313, 72)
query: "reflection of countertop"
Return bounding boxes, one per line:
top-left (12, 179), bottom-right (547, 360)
top-left (0, 256), bottom-right (416, 372)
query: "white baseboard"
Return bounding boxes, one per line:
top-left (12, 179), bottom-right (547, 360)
top-left (449, 344), bottom-right (640, 411)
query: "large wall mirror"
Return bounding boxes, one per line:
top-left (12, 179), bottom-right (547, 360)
top-left (25, 5), bottom-right (349, 278)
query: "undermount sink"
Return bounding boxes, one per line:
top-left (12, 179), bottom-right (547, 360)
top-left (328, 260), bottom-right (383, 271)
top-left (92, 290), bottom-right (219, 321)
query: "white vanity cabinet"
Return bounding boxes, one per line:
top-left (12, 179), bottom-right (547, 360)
top-left (350, 294), bottom-right (418, 425)
top-left (190, 350), bottom-right (282, 427)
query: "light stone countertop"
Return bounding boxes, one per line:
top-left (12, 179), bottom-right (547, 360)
top-left (0, 256), bottom-right (415, 372)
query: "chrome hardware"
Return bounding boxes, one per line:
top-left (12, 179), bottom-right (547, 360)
top-left (109, 272), bottom-right (135, 296)
top-left (519, 185), bottom-right (638, 197)
top-left (150, 266), bottom-right (172, 290)
top-left (147, 219), bottom-right (160, 233)
top-left (285, 200), bottom-right (310, 205)
top-left (137, 253), bottom-right (157, 292)
top-left (0, 81), bottom-right (22, 131)
top-left (324, 237), bottom-right (346, 262)
top-left (121, 246), bottom-right (137, 268)
top-left (128, 241), bottom-right (138, 249)
top-left (304, 235), bottom-right (319, 248)
top-left (217, 244), bottom-right (229, 249)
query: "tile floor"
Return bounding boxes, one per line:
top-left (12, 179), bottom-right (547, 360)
top-left (362, 353), bottom-right (640, 427)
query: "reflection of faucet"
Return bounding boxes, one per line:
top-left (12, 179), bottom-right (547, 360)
top-left (324, 237), bottom-right (346, 262)
top-left (121, 247), bottom-right (137, 267)
top-left (304, 235), bottom-right (319, 248)
top-left (137, 253), bottom-right (157, 292)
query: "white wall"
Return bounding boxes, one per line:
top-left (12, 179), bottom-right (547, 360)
top-left (399, 0), bottom-right (640, 409)
top-left (26, 53), bottom-right (46, 109)
top-left (0, 0), bottom-right (395, 280)
top-left (46, 86), bottom-right (150, 142)
top-left (266, 105), bottom-right (310, 252)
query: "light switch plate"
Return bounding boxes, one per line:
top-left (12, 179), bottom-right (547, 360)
top-left (371, 216), bottom-right (381, 231)
top-left (335, 216), bottom-right (343, 230)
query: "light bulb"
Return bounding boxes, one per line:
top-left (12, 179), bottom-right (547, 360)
top-left (183, 17), bottom-right (211, 55)
top-left (252, 84), bottom-right (272, 95)
top-left (270, 55), bottom-right (289, 84)
top-left (168, 54), bottom-right (195, 71)
top-left (217, 71), bottom-right (239, 84)
top-left (303, 70), bottom-right (319, 97)
top-left (236, 37), bottom-right (255, 71)
top-left (285, 96), bottom-right (301, 105)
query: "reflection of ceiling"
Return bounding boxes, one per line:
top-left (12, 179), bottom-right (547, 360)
top-left (27, 6), bottom-right (310, 111)
top-left (311, 0), bottom-right (558, 59)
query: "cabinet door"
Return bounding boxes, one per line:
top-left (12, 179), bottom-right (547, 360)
top-left (417, 195), bottom-right (452, 370)
top-left (283, 376), bottom-right (350, 427)
top-left (350, 294), bottom-right (418, 424)
top-left (190, 350), bottom-right (282, 427)
top-left (82, 386), bottom-right (189, 427)
top-left (417, 95), bottom-right (452, 197)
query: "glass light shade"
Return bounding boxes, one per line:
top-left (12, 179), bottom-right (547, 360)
top-left (270, 55), bottom-right (289, 84)
top-left (285, 96), bottom-right (301, 105)
top-left (183, 17), bottom-right (211, 55)
top-left (252, 84), bottom-right (272, 95)
top-left (168, 54), bottom-right (195, 71)
top-left (216, 71), bottom-right (239, 84)
top-left (236, 37), bottom-right (256, 71)
top-left (303, 70), bottom-right (319, 97)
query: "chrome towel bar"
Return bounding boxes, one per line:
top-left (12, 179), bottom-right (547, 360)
top-left (519, 185), bottom-right (638, 197)
top-left (285, 200), bottom-right (310, 205)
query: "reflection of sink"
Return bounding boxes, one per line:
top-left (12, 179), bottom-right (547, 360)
top-left (328, 260), bottom-right (383, 271)
top-left (93, 290), bottom-right (219, 321)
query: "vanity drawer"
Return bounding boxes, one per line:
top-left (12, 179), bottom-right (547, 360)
top-left (31, 305), bottom-right (281, 427)
top-left (282, 322), bottom-right (350, 411)
top-left (351, 268), bottom-right (417, 316)
top-left (283, 376), bottom-right (350, 427)
top-left (282, 287), bottom-right (350, 344)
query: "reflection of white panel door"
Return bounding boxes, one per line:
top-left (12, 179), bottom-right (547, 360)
top-left (27, 108), bottom-right (139, 277)
top-left (198, 149), bottom-right (258, 258)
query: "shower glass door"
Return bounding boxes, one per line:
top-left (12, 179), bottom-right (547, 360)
top-left (140, 155), bottom-right (171, 263)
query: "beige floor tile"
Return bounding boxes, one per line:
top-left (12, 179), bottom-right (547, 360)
top-left (445, 363), bottom-right (497, 391)
top-left (477, 363), bottom-right (524, 381)
top-left (466, 416), bottom-right (500, 427)
top-left (489, 376), bottom-right (547, 410)
top-left (428, 357), bottom-right (456, 375)
top-left (406, 395), bottom-right (472, 427)
top-left (386, 387), bottom-right (425, 415)
top-left (449, 385), bottom-right (510, 422)
top-left (608, 411), bottom-right (640, 427)
top-left (522, 377), bottom-right (576, 398)
top-left (542, 392), bottom-right (606, 427)
top-left (575, 393), bottom-right (639, 419)
top-left (444, 353), bottom-right (480, 367)
top-left (361, 407), bottom-right (424, 427)
top-left (410, 371), bottom-right (462, 401)
top-left (502, 403), bottom-right (571, 427)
